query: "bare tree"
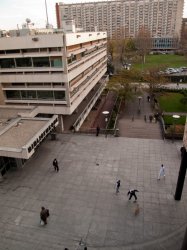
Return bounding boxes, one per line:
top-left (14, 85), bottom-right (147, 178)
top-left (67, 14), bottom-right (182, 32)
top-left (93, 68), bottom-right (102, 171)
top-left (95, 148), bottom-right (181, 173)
top-left (135, 26), bottom-right (152, 65)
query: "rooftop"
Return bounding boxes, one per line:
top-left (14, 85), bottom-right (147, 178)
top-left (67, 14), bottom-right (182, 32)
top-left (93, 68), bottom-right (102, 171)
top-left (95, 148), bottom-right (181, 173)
top-left (0, 119), bottom-right (47, 148)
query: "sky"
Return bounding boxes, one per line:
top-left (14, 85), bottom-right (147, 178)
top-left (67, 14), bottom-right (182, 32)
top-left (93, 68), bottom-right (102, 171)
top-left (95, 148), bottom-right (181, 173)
top-left (0, 0), bottom-right (187, 30)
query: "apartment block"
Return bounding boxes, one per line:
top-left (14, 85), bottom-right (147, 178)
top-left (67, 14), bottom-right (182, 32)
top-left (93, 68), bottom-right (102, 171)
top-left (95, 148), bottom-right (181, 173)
top-left (0, 25), bottom-right (107, 132)
top-left (56, 0), bottom-right (184, 49)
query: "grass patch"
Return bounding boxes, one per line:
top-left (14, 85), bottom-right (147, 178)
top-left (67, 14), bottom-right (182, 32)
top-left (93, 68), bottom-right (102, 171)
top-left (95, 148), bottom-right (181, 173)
top-left (133, 54), bottom-right (187, 70)
top-left (163, 115), bottom-right (186, 125)
top-left (158, 92), bottom-right (187, 112)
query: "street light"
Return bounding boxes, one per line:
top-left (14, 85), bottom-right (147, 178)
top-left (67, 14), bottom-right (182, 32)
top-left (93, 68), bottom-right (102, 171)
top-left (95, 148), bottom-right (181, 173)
top-left (102, 110), bottom-right (109, 137)
top-left (172, 114), bottom-right (180, 142)
top-left (137, 96), bottom-right (142, 114)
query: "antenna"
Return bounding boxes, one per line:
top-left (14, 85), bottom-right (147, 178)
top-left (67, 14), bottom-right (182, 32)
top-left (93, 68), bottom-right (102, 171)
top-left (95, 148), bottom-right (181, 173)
top-left (45, 0), bottom-right (49, 28)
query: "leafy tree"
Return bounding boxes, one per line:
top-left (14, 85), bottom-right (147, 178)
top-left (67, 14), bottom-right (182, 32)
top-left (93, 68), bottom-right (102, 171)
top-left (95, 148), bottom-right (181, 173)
top-left (107, 68), bottom-right (142, 103)
top-left (142, 67), bottom-right (168, 95)
top-left (180, 91), bottom-right (187, 106)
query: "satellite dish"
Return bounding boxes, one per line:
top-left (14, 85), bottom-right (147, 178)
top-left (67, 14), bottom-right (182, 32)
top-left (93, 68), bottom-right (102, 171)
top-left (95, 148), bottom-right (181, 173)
top-left (26, 18), bottom-right (31, 24)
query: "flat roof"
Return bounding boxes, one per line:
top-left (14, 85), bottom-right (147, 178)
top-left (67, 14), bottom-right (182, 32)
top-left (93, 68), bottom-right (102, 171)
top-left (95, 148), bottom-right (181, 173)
top-left (0, 106), bottom-right (34, 119)
top-left (0, 119), bottom-right (47, 148)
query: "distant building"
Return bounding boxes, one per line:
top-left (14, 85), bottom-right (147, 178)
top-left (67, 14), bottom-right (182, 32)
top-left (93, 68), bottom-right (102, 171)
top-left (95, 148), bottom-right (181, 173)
top-left (180, 18), bottom-right (187, 51)
top-left (56, 0), bottom-right (184, 50)
top-left (0, 23), bottom-right (107, 132)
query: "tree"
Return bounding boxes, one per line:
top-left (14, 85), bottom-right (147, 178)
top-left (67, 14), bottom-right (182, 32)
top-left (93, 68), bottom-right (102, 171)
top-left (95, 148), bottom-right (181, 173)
top-left (135, 26), bottom-right (152, 65)
top-left (107, 68), bottom-right (142, 103)
top-left (180, 91), bottom-right (187, 106)
top-left (107, 37), bottom-right (137, 73)
top-left (142, 67), bottom-right (168, 95)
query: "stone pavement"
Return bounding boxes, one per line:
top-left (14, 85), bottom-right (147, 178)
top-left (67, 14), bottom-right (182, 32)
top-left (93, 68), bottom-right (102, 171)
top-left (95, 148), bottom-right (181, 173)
top-left (118, 92), bottom-right (162, 139)
top-left (0, 134), bottom-right (186, 250)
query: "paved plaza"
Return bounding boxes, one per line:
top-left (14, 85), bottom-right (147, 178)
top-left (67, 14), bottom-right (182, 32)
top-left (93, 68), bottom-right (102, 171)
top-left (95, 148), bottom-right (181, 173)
top-left (0, 134), bottom-right (186, 250)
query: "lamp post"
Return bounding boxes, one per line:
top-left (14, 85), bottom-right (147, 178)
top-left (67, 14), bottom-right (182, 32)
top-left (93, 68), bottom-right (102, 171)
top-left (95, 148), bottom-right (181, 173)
top-left (137, 96), bottom-right (142, 114)
top-left (172, 114), bottom-right (180, 142)
top-left (102, 111), bottom-right (109, 137)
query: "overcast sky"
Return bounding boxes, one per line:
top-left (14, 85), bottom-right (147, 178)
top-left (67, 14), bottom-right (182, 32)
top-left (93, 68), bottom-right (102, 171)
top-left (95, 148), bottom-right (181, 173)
top-left (0, 0), bottom-right (187, 30)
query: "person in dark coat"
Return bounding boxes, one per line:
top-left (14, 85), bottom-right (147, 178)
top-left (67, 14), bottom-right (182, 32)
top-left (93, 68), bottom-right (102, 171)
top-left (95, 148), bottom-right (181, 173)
top-left (53, 158), bottom-right (59, 172)
top-left (116, 180), bottom-right (121, 194)
top-left (127, 189), bottom-right (139, 201)
top-left (40, 207), bottom-right (49, 225)
top-left (96, 125), bottom-right (100, 136)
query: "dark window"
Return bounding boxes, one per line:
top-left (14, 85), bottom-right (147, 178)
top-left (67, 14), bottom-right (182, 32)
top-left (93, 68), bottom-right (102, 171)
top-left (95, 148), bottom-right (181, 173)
top-left (6, 90), bottom-right (20, 99)
top-left (37, 91), bottom-right (53, 100)
top-left (6, 49), bottom-right (20, 54)
top-left (33, 57), bottom-right (50, 67)
top-left (54, 91), bottom-right (65, 100)
top-left (16, 58), bottom-right (32, 67)
top-left (22, 48), bottom-right (39, 53)
top-left (21, 90), bottom-right (37, 99)
top-left (0, 58), bottom-right (15, 68)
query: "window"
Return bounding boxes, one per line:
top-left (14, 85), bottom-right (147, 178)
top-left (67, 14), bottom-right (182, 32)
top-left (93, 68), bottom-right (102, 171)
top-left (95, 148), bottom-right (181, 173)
top-left (0, 58), bottom-right (15, 68)
top-left (33, 57), bottom-right (50, 67)
top-left (37, 91), bottom-right (53, 100)
top-left (50, 57), bottom-right (63, 67)
top-left (16, 58), bottom-right (32, 67)
top-left (22, 48), bottom-right (39, 53)
top-left (54, 91), bottom-right (65, 100)
top-left (21, 90), bottom-right (37, 99)
top-left (6, 90), bottom-right (20, 99)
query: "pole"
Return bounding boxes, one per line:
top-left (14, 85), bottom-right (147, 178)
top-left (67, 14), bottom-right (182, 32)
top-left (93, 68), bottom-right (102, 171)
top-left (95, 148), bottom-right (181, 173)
top-left (45, 0), bottom-right (49, 27)
top-left (181, 228), bottom-right (187, 250)
top-left (174, 148), bottom-right (187, 200)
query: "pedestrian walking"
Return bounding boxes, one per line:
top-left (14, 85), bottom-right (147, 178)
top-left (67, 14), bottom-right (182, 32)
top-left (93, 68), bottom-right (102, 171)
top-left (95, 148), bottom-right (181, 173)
top-left (53, 158), bottom-right (59, 172)
top-left (149, 115), bottom-right (153, 123)
top-left (40, 206), bottom-right (50, 225)
top-left (158, 164), bottom-right (165, 180)
top-left (127, 189), bottom-right (139, 202)
top-left (144, 115), bottom-right (147, 122)
top-left (147, 96), bottom-right (150, 102)
top-left (116, 180), bottom-right (121, 194)
top-left (96, 125), bottom-right (100, 136)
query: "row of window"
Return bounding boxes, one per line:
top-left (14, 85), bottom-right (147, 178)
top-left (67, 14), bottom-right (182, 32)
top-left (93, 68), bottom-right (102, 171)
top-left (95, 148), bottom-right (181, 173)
top-left (8, 82), bottom-right (65, 87)
top-left (0, 47), bottom-right (62, 55)
top-left (6, 90), bottom-right (66, 101)
top-left (0, 57), bottom-right (63, 69)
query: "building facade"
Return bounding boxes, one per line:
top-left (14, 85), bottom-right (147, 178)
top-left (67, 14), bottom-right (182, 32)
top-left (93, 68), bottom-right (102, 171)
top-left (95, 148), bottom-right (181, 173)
top-left (0, 25), bottom-right (107, 131)
top-left (56, 0), bottom-right (184, 49)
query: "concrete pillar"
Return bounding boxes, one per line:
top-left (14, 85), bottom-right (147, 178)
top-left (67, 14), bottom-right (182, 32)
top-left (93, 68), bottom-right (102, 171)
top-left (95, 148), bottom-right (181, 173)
top-left (181, 228), bottom-right (187, 250)
top-left (55, 115), bottom-right (64, 133)
top-left (15, 158), bottom-right (23, 168)
top-left (174, 148), bottom-right (187, 200)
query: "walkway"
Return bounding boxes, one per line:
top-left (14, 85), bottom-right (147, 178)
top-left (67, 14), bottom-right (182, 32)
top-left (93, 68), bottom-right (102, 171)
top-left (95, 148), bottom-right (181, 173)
top-left (117, 92), bottom-right (162, 139)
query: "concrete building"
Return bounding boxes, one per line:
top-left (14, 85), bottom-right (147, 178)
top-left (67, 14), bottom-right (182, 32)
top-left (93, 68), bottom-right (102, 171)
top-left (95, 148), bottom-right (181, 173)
top-left (0, 23), bottom-right (108, 132)
top-left (56, 0), bottom-right (184, 50)
top-left (0, 105), bottom-right (59, 176)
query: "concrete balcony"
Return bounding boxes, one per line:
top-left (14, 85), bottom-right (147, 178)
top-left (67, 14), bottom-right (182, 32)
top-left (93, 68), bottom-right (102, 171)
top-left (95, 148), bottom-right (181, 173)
top-left (0, 73), bottom-right (67, 83)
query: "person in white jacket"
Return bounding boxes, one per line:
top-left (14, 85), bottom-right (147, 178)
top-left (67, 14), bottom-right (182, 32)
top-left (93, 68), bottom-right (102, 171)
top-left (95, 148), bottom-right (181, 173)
top-left (158, 164), bottom-right (165, 180)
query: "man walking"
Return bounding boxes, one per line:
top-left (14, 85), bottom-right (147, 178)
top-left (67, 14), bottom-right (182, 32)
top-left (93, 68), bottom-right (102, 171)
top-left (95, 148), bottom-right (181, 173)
top-left (127, 189), bottom-right (139, 202)
top-left (96, 125), bottom-right (100, 136)
top-left (116, 180), bottom-right (121, 194)
top-left (53, 158), bottom-right (59, 172)
top-left (40, 207), bottom-right (49, 225)
top-left (158, 164), bottom-right (165, 180)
